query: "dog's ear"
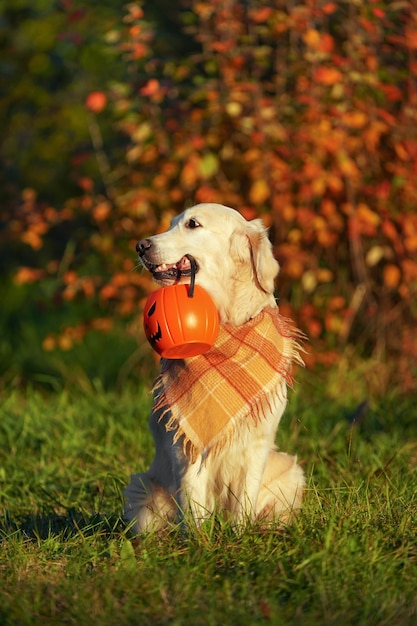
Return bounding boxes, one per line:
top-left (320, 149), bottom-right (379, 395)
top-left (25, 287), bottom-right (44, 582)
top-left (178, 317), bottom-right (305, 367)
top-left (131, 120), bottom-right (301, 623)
top-left (231, 219), bottom-right (279, 293)
top-left (247, 219), bottom-right (280, 293)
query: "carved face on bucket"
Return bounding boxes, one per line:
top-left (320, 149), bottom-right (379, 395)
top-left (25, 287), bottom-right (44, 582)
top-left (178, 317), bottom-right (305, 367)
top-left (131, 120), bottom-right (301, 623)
top-left (143, 299), bottom-right (162, 349)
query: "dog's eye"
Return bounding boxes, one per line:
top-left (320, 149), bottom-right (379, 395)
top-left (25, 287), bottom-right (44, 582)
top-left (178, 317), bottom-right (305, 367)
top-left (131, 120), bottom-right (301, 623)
top-left (185, 218), bottom-right (201, 230)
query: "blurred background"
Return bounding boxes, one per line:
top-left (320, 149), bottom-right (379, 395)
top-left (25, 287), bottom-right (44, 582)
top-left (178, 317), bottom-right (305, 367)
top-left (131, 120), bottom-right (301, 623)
top-left (1, 0), bottom-right (416, 393)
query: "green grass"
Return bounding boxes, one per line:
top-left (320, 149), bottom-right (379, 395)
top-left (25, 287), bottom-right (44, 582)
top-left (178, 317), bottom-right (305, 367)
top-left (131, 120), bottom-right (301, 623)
top-left (1, 372), bottom-right (416, 626)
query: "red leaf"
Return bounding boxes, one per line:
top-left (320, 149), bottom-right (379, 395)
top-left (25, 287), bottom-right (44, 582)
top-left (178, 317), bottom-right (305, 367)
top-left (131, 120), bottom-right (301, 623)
top-left (85, 91), bottom-right (107, 113)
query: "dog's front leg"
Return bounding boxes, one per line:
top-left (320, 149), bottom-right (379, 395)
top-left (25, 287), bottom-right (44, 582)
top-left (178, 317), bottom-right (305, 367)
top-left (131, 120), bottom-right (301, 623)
top-left (234, 395), bottom-right (288, 524)
top-left (233, 445), bottom-right (270, 525)
top-left (179, 459), bottom-right (215, 525)
top-left (179, 448), bottom-right (267, 526)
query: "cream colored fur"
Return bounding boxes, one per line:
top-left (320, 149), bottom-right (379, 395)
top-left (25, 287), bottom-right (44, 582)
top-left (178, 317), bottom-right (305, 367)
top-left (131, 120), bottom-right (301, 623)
top-left (124, 203), bottom-right (304, 532)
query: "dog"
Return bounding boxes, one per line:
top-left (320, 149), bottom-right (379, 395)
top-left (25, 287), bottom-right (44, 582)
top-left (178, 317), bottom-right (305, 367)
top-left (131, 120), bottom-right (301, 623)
top-left (124, 203), bottom-right (304, 532)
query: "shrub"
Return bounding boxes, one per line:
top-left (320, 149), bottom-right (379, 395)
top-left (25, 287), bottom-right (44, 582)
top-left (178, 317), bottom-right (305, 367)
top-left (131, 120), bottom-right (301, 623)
top-left (2, 1), bottom-right (417, 386)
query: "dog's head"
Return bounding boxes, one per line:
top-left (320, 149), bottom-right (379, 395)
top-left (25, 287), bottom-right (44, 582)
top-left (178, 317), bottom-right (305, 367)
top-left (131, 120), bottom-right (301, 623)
top-left (136, 203), bottom-right (279, 324)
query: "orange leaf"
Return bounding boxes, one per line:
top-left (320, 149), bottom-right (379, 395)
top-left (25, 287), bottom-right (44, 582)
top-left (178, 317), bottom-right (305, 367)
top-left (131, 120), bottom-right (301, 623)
top-left (111, 273), bottom-right (129, 287)
top-left (21, 230), bottom-right (43, 250)
top-left (321, 199), bottom-right (336, 217)
top-left (402, 214), bottom-right (417, 237)
top-left (317, 229), bottom-right (338, 247)
top-left (62, 285), bottom-right (77, 301)
top-left (406, 30), bottom-right (417, 50)
top-left (140, 79), bottom-right (161, 97)
top-left (329, 296), bottom-right (346, 311)
top-left (93, 202), bottom-right (111, 222)
top-left (117, 300), bottom-right (136, 315)
top-left (402, 259), bottom-right (417, 282)
top-left (42, 336), bottom-right (56, 352)
top-left (363, 120), bottom-right (387, 152)
top-left (100, 284), bottom-right (118, 300)
top-left (306, 318), bottom-right (322, 339)
top-left (303, 30), bottom-right (334, 54)
top-left (77, 176), bottom-right (94, 191)
top-left (342, 110), bottom-right (368, 129)
top-left (315, 178), bottom-right (328, 196)
top-left (325, 311), bottom-right (342, 333)
top-left (259, 212), bottom-right (272, 228)
top-left (285, 259), bottom-right (304, 279)
top-left (91, 318), bottom-right (113, 332)
top-left (322, 2), bottom-right (337, 15)
top-left (381, 219), bottom-right (397, 241)
top-left (319, 33), bottom-right (335, 54)
top-left (250, 7), bottom-right (273, 23)
top-left (212, 41), bottom-right (234, 54)
top-left (240, 207), bottom-right (258, 221)
top-left (249, 179), bottom-right (270, 205)
top-left (394, 143), bottom-right (409, 161)
top-left (81, 278), bottom-right (95, 298)
top-left (180, 158), bottom-right (200, 189)
top-left (126, 5), bottom-right (144, 20)
top-left (14, 267), bottom-right (44, 284)
top-left (195, 186), bottom-right (220, 204)
top-left (282, 204), bottom-right (295, 222)
top-left (338, 154), bottom-right (359, 178)
top-left (313, 67), bottom-right (343, 85)
top-left (303, 29), bottom-right (321, 49)
top-left (405, 235), bottom-right (417, 253)
top-left (357, 203), bottom-right (380, 227)
top-left (194, 3), bottom-right (215, 19)
top-left (316, 268), bottom-right (333, 282)
top-left (169, 188), bottom-right (184, 203)
top-left (327, 173), bottom-right (344, 193)
top-left (58, 334), bottom-right (74, 351)
top-left (383, 264), bottom-right (401, 289)
top-left (130, 43), bottom-right (149, 60)
top-left (63, 271), bottom-right (78, 285)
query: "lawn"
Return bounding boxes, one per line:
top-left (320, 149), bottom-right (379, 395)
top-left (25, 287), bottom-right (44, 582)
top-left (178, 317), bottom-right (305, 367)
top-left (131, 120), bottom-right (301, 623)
top-left (0, 370), bottom-right (416, 626)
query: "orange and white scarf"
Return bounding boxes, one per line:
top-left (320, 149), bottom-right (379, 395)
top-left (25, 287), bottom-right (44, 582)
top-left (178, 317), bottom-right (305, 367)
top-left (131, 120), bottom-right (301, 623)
top-left (153, 306), bottom-right (304, 461)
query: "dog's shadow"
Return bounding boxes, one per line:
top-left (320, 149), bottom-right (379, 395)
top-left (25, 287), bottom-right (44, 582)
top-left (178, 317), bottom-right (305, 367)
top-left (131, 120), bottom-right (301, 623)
top-left (0, 509), bottom-right (125, 541)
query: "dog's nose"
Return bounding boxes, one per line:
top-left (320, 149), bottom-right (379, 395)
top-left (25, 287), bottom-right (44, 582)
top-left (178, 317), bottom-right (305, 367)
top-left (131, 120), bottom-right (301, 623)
top-left (136, 238), bottom-right (152, 255)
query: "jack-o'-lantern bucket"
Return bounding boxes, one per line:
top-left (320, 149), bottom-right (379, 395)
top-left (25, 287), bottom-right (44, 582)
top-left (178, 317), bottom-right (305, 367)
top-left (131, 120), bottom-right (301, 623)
top-left (143, 283), bottom-right (219, 359)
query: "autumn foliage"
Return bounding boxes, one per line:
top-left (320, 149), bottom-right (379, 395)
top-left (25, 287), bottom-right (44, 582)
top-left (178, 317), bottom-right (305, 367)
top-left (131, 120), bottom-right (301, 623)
top-left (3, 0), bottom-right (417, 383)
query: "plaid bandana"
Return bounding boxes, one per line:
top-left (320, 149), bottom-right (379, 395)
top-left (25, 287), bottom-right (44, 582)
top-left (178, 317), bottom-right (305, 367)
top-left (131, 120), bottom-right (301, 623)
top-left (153, 306), bottom-right (304, 461)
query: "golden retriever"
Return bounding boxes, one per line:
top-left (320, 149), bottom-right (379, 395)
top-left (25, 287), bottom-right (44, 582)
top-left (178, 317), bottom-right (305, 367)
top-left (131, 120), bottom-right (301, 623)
top-left (124, 203), bottom-right (304, 532)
